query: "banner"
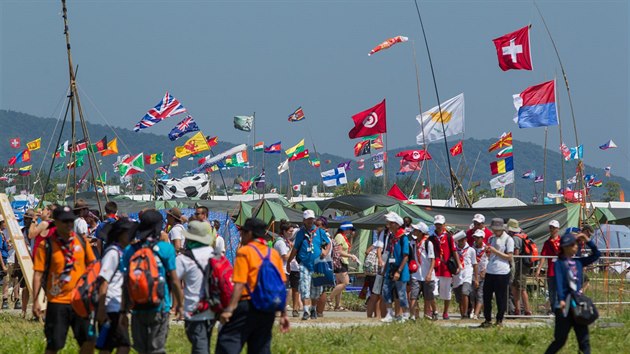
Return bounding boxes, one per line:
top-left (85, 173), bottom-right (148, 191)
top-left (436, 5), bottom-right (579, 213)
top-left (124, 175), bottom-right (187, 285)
top-left (157, 174), bottom-right (209, 200)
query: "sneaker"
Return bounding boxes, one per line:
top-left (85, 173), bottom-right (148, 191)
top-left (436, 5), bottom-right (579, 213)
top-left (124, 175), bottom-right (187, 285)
top-left (1, 300), bottom-right (8, 310)
top-left (14, 301), bottom-right (21, 310)
top-left (471, 314), bottom-right (478, 320)
top-left (424, 314), bottom-right (433, 320)
top-left (380, 314), bottom-right (394, 323)
top-left (409, 315), bottom-right (416, 321)
top-left (478, 321), bottom-right (493, 328)
top-left (495, 320), bottom-right (503, 327)
top-left (524, 311), bottom-right (532, 316)
top-left (292, 310), bottom-right (299, 318)
top-left (431, 312), bottom-right (439, 321)
top-left (310, 311), bottom-right (318, 320)
top-left (442, 313), bottom-right (450, 320)
top-left (301, 312), bottom-right (310, 321)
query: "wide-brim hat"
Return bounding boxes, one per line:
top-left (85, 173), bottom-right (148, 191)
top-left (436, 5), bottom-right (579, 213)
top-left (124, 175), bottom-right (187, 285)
top-left (490, 218), bottom-right (505, 231)
top-left (507, 218), bottom-right (521, 233)
top-left (73, 199), bottom-right (89, 211)
top-left (184, 221), bottom-right (217, 246)
top-left (166, 207), bottom-right (183, 222)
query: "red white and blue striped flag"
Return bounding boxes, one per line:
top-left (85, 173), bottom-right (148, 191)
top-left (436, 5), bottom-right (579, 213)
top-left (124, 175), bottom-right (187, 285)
top-left (134, 92), bottom-right (187, 132)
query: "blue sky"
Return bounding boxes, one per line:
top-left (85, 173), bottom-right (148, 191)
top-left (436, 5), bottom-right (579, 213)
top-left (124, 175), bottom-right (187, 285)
top-left (1, 0), bottom-right (628, 177)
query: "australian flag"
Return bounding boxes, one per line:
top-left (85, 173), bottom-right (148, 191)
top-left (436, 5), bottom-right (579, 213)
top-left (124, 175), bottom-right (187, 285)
top-left (134, 91), bottom-right (187, 132)
top-left (168, 116), bottom-right (200, 141)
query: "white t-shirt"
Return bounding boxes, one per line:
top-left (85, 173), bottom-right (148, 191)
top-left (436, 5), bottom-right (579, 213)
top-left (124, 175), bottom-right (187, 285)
top-left (98, 246), bottom-right (124, 313)
top-left (418, 238), bottom-right (436, 281)
top-left (169, 224), bottom-right (186, 244)
top-left (453, 245), bottom-right (477, 287)
top-left (274, 238), bottom-right (290, 274)
top-left (474, 244), bottom-right (489, 276)
top-left (372, 230), bottom-right (386, 249)
top-left (214, 235), bottom-right (225, 255)
top-left (176, 246), bottom-right (215, 321)
top-left (74, 217), bottom-right (88, 237)
top-left (486, 233), bottom-right (514, 275)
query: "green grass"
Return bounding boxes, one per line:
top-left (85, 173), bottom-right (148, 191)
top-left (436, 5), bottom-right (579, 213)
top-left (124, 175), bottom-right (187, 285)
top-left (1, 309), bottom-right (629, 353)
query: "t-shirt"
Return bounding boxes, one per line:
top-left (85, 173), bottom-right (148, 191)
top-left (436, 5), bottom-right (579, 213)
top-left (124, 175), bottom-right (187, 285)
top-left (169, 224), bottom-right (186, 245)
top-left (541, 237), bottom-right (560, 277)
top-left (73, 217), bottom-right (88, 237)
top-left (176, 246), bottom-right (214, 321)
top-left (417, 237), bottom-right (436, 281)
top-left (485, 232), bottom-right (514, 275)
top-left (121, 240), bottom-right (177, 313)
top-left (465, 227), bottom-right (492, 246)
top-left (435, 231), bottom-right (455, 278)
top-left (232, 241), bottom-right (286, 298)
top-left (98, 245), bottom-right (124, 313)
top-left (383, 229), bottom-right (410, 282)
top-left (293, 226), bottom-right (330, 272)
top-left (334, 233), bottom-right (350, 265)
top-left (273, 238), bottom-right (290, 274)
top-left (33, 232), bottom-right (96, 304)
top-left (453, 245), bottom-right (477, 287)
top-left (0, 230), bottom-right (9, 260)
top-left (214, 235), bottom-right (226, 255)
top-left (474, 243), bottom-right (488, 276)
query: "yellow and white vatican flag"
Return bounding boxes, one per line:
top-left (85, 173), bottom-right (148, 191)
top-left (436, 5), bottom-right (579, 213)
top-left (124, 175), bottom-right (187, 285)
top-left (416, 93), bottom-right (464, 145)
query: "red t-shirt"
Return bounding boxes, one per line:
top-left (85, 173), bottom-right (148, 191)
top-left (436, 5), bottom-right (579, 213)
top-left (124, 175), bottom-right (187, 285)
top-left (465, 227), bottom-right (492, 246)
top-left (435, 230), bottom-right (455, 277)
top-left (541, 236), bottom-right (560, 277)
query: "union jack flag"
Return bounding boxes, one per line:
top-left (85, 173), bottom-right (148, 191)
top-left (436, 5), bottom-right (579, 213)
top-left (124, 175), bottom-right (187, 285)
top-left (134, 91), bottom-right (187, 132)
top-left (168, 115), bottom-right (200, 141)
top-left (288, 107), bottom-right (305, 122)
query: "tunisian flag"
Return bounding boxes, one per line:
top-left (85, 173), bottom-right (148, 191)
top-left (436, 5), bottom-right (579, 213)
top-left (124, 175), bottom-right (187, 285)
top-left (396, 149), bottom-right (432, 162)
top-left (492, 25), bottom-right (532, 71)
top-left (348, 99), bottom-right (387, 139)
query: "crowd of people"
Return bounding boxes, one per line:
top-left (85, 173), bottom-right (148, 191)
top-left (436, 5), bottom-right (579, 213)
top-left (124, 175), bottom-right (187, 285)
top-left (0, 203), bottom-right (601, 353)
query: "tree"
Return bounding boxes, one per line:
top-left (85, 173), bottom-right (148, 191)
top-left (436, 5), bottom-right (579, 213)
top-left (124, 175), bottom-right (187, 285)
top-left (603, 181), bottom-right (621, 202)
top-left (333, 182), bottom-right (362, 196)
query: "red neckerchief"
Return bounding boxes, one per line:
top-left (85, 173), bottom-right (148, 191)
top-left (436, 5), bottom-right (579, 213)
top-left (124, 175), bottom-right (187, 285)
top-left (339, 232), bottom-right (351, 250)
top-left (387, 228), bottom-right (405, 254)
top-left (456, 243), bottom-right (470, 265)
top-left (54, 231), bottom-right (77, 284)
top-left (254, 238), bottom-right (266, 245)
top-left (417, 236), bottom-right (429, 265)
top-left (474, 242), bottom-right (486, 263)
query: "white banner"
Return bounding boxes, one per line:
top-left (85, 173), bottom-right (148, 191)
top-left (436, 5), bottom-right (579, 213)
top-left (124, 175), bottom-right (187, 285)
top-left (489, 171), bottom-right (514, 190)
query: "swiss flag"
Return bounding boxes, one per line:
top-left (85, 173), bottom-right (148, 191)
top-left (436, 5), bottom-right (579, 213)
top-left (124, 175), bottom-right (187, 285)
top-left (396, 149), bottom-right (432, 162)
top-left (348, 99), bottom-right (387, 139)
top-left (492, 25), bottom-right (532, 71)
top-left (9, 138), bottom-right (20, 149)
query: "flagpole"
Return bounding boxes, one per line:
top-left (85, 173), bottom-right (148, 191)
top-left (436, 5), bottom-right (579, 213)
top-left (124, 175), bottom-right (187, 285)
top-left (542, 127), bottom-right (548, 204)
top-left (413, 0), bottom-right (456, 200)
top-left (554, 77), bottom-right (566, 191)
top-left (287, 163), bottom-right (294, 199)
top-left (384, 133), bottom-right (388, 191)
top-left (411, 39), bottom-right (432, 206)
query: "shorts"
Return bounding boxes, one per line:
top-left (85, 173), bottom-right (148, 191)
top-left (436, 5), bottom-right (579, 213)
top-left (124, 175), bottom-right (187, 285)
top-left (44, 302), bottom-right (93, 351)
top-left (382, 277), bottom-right (408, 308)
top-left (454, 283), bottom-right (472, 304)
top-left (298, 264), bottom-right (323, 300)
top-left (365, 275), bottom-right (376, 293)
top-left (512, 263), bottom-right (530, 290)
top-left (334, 263), bottom-right (349, 274)
top-left (9, 264), bottom-right (26, 288)
top-left (437, 276), bottom-right (452, 300)
top-left (422, 281), bottom-right (436, 301)
top-left (472, 279), bottom-right (484, 304)
top-left (131, 311), bottom-right (170, 354)
top-left (96, 312), bottom-right (131, 351)
top-left (289, 271), bottom-right (300, 289)
top-left (409, 279), bottom-right (422, 300)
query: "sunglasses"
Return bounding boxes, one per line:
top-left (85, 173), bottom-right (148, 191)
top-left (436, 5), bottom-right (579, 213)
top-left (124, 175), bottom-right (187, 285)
top-left (194, 212), bottom-right (204, 216)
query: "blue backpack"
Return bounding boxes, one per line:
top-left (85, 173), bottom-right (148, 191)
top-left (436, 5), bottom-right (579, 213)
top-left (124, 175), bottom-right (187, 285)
top-left (247, 245), bottom-right (287, 313)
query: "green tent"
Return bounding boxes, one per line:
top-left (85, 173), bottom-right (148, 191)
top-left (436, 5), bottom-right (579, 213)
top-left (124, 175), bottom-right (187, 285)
top-left (234, 202), bottom-right (255, 226)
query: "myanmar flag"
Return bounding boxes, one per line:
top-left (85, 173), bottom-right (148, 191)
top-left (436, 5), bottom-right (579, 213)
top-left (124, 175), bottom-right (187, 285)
top-left (175, 132), bottom-right (209, 158)
top-left (490, 156), bottom-right (514, 175)
top-left (288, 149), bottom-right (309, 162)
top-left (144, 152), bottom-right (163, 165)
top-left (285, 139), bottom-right (305, 157)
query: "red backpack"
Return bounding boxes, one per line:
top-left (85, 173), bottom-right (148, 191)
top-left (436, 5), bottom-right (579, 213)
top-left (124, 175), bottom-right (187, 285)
top-left (69, 238), bottom-right (103, 318)
top-left (205, 255), bottom-right (234, 314)
top-left (127, 244), bottom-right (165, 308)
top-left (515, 233), bottom-right (540, 266)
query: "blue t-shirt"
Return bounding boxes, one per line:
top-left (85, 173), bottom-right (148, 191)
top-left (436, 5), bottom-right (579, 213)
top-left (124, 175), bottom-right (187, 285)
top-left (121, 240), bottom-right (177, 313)
top-left (0, 231), bottom-right (9, 260)
top-left (384, 231), bottom-right (410, 282)
top-left (293, 226), bottom-right (330, 272)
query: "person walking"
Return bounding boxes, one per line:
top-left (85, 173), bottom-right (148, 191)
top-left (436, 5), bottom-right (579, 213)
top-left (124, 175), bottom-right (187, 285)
top-left (536, 220), bottom-right (562, 313)
top-left (166, 208), bottom-right (186, 252)
top-left (433, 215), bottom-right (461, 320)
top-left (465, 214), bottom-right (492, 246)
top-left (276, 221), bottom-right (301, 317)
top-left (330, 221), bottom-right (359, 311)
top-left (545, 230), bottom-right (601, 354)
top-left (453, 231), bottom-right (477, 319)
top-left (32, 206), bottom-right (97, 354)
top-left (471, 229), bottom-right (488, 320)
top-left (479, 218), bottom-right (514, 328)
top-left (380, 212), bottom-right (410, 323)
top-left (177, 221), bottom-right (217, 354)
top-left (507, 219), bottom-right (532, 316)
top-left (216, 218), bottom-right (289, 354)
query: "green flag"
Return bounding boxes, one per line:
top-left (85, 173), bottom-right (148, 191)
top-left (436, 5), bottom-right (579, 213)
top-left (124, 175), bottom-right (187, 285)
top-left (119, 153), bottom-right (145, 177)
top-left (54, 163), bottom-right (64, 172)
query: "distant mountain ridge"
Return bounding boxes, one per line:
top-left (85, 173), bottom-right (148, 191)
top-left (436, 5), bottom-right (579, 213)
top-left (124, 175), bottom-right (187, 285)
top-left (0, 109), bottom-right (626, 202)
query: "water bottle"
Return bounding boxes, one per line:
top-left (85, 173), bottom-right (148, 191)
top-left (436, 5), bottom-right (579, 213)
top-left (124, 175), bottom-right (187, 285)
top-left (96, 321), bottom-right (111, 349)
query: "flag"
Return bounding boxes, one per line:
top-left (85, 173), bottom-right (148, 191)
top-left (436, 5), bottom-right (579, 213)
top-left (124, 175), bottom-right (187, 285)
top-left (353, 140), bottom-right (371, 157)
top-left (170, 156), bottom-right (179, 167)
top-left (357, 159), bottom-right (365, 170)
top-left (420, 187), bottom-right (431, 199)
top-left (370, 134), bottom-right (384, 150)
top-left (253, 141), bottom-right (264, 152)
top-left (605, 166), bottom-right (611, 177)
top-left (101, 138), bottom-right (118, 156)
top-left (175, 132), bottom-right (210, 158)
top-left (53, 163), bottom-right (64, 172)
top-left (535, 175), bottom-right (544, 183)
top-left (492, 25), bottom-right (532, 71)
top-left (355, 177), bottom-right (364, 186)
top-left (66, 155), bottom-right (85, 169)
top-left (264, 142), bottom-right (282, 154)
top-left (488, 132), bottom-right (513, 152)
top-left (567, 175), bottom-right (577, 185)
top-left (253, 170), bottom-right (265, 189)
top-left (592, 180), bottom-right (603, 187)
top-left (26, 138), bottom-right (41, 151)
top-left (373, 166), bottom-right (384, 177)
top-left (89, 136), bottom-right (108, 153)
top-left (321, 166), bottom-right (348, 187)
top-left (278, 159), bottom-right (289, 175)
top-left (496, 146), bottom-right (513, 159)
top-left (325, 159), bottom-right (331, 164)
top-left (514, 80), bottom-right (558, 128)
top-left (8, 149), bottom-right (31, 165)
top-left (489, 171), bottom-right (515, 189)
top-left (285, 139), bottom-right (305, 157)
top-left (416, 93), bottom-right (464, 145)
top-left (396, 150), bottom-right (432, 162)
top-left (449, 141), bottom-right (463, 157)
top-left (233, 116), bottom-right (254, 132)
top-left (168, 115), bottom-right (200, 141)
top-left (368, 35), bottom-right (408, 56)
top-left (309, 158), bottom-right (321, 168)
top-left (292, 184), bottom-right (301, 192)
top-left (338, 161), bottom-right (351, 171)
top-left (564, 190), bottom-right (584, 203)
top-left (240, 181), bottom-right (252, 194)
top-left (560, 143), bottom-right (571, 161)
top-left (288, 107), bottom-right (305, 122)
top-left (71, 139), bottom-right (88, 154)
top-left (387, 184), bottom-right (407, 201)
top-left (568, 145), bottom-right (583, 160)
top-left (522, 170), bottom-right (535, 179)
top-left (348, 99), bottom-right (387, 139)
top-left (54, 140), bottom-right (69, 158)
top-left (206, 136), bottom-right (219, 148)
top-left (399, 159), bottom-right (421, 173)
top-left (96, 172), bottom-right (108, 184)
top-left (372, 152), bottom-right (387, 162)
top-left (226, 151), bottom-right (249, 167)
top-left (288, 150), bottom-right (309, 162)
top-left (144, 152), bottom-right (163, 165)
top-left (119, 153), bottom-right (145, 178)
top-left (18, 165), bottom-right (32, 176)
top-left (134, 91), bottom-right (187, 132)
top-left (490, 156), bottom-right (514, 175)
top-left (9, 138), bottom-right (20, 149)
top-left (599, 139), bottom-right (617, 150)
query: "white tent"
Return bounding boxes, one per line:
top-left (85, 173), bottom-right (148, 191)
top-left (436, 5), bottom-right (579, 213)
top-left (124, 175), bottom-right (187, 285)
top-left (472, 197), bottom-right (527, 208)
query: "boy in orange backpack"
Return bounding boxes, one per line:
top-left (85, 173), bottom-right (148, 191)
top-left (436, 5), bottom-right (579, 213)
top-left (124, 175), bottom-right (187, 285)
top-left (32, 206), bottom-right (97, 354)
top-left (120, 210), bottom-right (184, 354)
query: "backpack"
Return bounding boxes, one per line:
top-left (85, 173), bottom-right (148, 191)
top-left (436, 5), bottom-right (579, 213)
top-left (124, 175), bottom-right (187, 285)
top-left (515, 233), bottom-right (539, 266)
top-left (331, 238), bottom-right (343, 271)
top-left (205, 253), bottom-right (234, 314)
top-left (127, 242), bottom-right (166, 309)
top-left (71, 246), bottom-right (121, 318)
top-left (246, 245), bottom-right (287, 312)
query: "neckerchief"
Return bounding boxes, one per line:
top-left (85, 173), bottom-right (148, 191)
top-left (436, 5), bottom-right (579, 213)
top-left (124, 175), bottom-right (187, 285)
top-left (456, 244), bottom-right (470, 265)
top-left (56, 232), bottom-right (77, 284)
top-left (386, 229), bottom-right (404, 254)
top-left (339, 232), bottom-right (351, 250)
top-left (417, 236), bottom-right (429, 265)
top-left (563, 257), bottom-right (579, 293)
top-left (474, 243), bottom-right (486, 263)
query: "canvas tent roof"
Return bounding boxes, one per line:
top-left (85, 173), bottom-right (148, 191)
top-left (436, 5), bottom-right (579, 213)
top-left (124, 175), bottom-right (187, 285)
top-left (314, 194), bottom-right (401, 213)
top-left (472, 198), bottom-right (527, 208)
top-left (596, 207), bottom-right (630, 225)
top-left (592, 224), bottom-right (630, 250)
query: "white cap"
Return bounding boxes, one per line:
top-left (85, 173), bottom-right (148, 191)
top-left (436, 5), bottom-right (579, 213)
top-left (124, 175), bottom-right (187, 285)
top-left (411, 222), bottom-right (429, 234)
top-left (303, 210), bottom-right (316, 220)
top-left (473, 229), bottom-right (485, 238)
top-left (433, 215), bottom-right (446, 225)
top-left (385, 211), bottom-right (404, 226)
top-left (453, 230), bottom-right (467, 242)
top-left (549, 220), bottom-right (560, 228)
top-left (472, 214), bottom-right (485, 223)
